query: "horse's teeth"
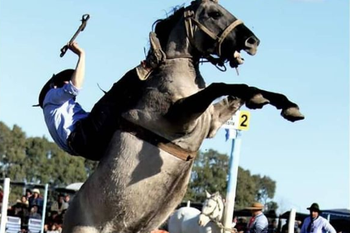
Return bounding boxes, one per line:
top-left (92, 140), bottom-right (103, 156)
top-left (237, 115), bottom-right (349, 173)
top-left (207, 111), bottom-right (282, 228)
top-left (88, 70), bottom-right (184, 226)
top-left (233, 51), bottom-right (241, 58)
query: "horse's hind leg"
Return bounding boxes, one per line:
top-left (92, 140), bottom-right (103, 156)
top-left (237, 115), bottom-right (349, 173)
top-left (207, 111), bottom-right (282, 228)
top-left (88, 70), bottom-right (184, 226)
top-left (248, 88), bottom-right (304, 122)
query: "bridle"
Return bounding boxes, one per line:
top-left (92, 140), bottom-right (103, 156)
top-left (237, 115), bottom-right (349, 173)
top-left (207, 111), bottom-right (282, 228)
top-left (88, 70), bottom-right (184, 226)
top-left (183, 2), bottom-right (243, 58)
top-left (200, 194), bottom-right (236, 232)
top-left (200, 194), bottom-right (224, 221)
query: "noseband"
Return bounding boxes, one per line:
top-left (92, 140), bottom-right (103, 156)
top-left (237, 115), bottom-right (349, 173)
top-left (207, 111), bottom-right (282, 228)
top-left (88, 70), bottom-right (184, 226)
top-left (184, 7), bottom-right (243, 57)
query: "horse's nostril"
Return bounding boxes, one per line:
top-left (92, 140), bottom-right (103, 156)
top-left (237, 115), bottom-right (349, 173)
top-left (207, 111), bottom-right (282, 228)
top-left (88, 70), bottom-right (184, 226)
top-left (245, 36), bottom-right (259, 47)
top-left (244, 36), bottom-right (259, 55)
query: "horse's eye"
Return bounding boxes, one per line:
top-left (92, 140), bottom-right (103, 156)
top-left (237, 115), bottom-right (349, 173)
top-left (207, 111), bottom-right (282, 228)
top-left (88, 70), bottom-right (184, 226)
top-left (208, 11), bottom-right (221, 19)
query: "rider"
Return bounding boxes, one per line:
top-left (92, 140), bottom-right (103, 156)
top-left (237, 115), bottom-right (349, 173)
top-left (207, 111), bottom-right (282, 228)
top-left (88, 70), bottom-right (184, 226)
top-left (37, 39), bottom-right (163, 161)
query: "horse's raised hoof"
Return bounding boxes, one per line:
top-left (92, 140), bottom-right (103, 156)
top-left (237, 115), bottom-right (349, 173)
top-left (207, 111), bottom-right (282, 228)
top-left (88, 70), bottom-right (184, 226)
top-left (245, 94), bottom-right (269, 109)
top-left (281, 107), bottom-right (305, 122)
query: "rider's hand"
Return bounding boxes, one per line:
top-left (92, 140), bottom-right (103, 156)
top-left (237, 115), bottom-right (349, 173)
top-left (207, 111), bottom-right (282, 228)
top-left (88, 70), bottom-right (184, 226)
top-left (68, 42), bottom-right (85, 56)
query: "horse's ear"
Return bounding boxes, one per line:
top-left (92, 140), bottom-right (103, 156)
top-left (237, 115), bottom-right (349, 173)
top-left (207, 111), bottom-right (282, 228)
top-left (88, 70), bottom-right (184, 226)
top-left (205, 190), bottom-right (211, 198)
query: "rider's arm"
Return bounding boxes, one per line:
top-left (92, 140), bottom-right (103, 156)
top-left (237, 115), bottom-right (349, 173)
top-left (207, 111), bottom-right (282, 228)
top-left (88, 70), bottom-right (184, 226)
top-left (68, 42), bottom-right (85, 89)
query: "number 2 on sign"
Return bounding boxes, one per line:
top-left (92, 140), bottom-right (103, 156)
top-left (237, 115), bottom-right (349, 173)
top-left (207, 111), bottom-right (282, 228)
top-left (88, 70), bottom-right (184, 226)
top-left (238, 111), bottom-right (250, 130)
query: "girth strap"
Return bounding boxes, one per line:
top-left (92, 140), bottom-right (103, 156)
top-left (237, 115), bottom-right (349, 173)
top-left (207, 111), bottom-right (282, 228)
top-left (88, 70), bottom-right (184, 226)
top-left (120, 118), bottom-right (197, 161)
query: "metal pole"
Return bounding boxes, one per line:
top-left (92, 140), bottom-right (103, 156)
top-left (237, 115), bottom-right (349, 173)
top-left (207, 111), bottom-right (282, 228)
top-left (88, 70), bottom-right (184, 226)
top-left (223, 130), bottom-right (242, 232)
top-left (0, 178), bottom-right (10, 233)
top-left (288, 208), bottom-right (296, 233)
top-left (40, 184), bottom-right (49, 233)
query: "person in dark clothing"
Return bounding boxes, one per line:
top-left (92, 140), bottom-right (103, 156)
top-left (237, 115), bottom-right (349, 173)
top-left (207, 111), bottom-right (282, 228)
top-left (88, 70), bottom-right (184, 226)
top-left (28, 189), bottom-right (43, 214)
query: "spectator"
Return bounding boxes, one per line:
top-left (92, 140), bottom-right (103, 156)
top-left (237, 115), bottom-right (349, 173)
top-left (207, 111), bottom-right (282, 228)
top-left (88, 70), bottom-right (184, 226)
top-left (64, 193), bottom-right (71, 205)
top-left (51, 193), bottom-right (69, 215)
top-left (300, 203), bottom-right (336, 233)
top-left (29, 205), bottom-right (42, 219)
top-left (18, 195), bottom-right (29, 206)
top-left (47, 210), bottom-right (60, 223)
top-left (268, 219), bottom-right (278, 233)
top-left (47, 222), bottom-right (62, 233)
top-left (232, 216), bottom-right (238, 228)
top-left (295, 220), bottom-right (302, 233)
top-left (245, 202), bottom-right (268, 233)
top-left (281, 221), bottom-right (288, 233)
top-left (236, 217), bottom-right (248, 233)
top-left (25, 189), bottom-right (32, 199)
top-left (28, 188), bottom-right (43, 213)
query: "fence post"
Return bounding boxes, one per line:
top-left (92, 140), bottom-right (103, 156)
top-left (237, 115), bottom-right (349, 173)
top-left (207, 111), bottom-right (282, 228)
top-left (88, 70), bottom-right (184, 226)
top-left (0, 178), bottom-right (10, 233)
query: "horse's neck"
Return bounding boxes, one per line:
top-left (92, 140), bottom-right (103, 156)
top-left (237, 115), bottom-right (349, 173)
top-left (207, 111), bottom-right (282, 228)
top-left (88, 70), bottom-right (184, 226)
top-left (161, 19), bottom-right (206, 88)
top-left (158, 58), bottom-right (204, 88)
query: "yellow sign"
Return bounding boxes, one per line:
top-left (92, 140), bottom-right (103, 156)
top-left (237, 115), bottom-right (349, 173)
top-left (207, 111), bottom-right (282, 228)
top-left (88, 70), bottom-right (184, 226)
top-left (223, 110), bottom-right (251, 131)
top-left (238, 111), bottom-right (250, 130)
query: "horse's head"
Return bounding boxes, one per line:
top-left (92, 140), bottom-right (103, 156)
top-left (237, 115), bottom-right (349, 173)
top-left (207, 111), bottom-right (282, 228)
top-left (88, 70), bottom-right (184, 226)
top-left (154, 0), bottom-right (259, 69)
top-left (198, 191), bottom-right (224, 226)
top-left (187, 0), bottom-right (260, 68)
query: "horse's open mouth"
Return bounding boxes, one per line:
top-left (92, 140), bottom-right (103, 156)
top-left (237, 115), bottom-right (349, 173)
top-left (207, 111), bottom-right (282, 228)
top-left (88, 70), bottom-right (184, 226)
top-left (229, 46), bottom-right (258, 68)
top-left (229, 51), bottom-right (245, 68)
top-left (229, 36), bottom-right (259, 68)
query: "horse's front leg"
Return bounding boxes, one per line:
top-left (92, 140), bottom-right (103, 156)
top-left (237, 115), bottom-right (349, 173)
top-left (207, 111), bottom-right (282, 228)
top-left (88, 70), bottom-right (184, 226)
top-left (207, 96), bottom-right (243, 138)
top-left (166, 83), bottom-right (269, 124)
top-left (250, 88), bottom-right (305, 122)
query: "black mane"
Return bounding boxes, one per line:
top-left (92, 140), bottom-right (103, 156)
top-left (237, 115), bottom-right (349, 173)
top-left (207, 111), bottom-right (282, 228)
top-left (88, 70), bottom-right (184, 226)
top-left (153, 7), bottom-right (185, 50)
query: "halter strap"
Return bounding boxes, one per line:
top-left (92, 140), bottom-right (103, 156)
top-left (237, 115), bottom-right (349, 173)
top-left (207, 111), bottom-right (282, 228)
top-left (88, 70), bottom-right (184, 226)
top-left (216, 19), bottom-right (243, 56)
top-left (184, 9), bottom-right (243, 56)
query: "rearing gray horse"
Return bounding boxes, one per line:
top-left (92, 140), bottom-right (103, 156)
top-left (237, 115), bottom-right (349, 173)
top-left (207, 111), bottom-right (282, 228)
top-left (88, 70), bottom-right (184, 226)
top-left (63, 1), bottom-right (304, 232)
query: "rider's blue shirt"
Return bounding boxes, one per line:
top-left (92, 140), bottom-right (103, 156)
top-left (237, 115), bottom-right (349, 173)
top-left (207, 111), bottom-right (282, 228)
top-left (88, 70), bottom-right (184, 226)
top-left (43, 81), bottom-right (89, 154)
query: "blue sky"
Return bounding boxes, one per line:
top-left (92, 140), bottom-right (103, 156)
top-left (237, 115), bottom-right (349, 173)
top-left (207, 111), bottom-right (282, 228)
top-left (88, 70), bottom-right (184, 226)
top-left (0, 0), bottom-right (348, 214)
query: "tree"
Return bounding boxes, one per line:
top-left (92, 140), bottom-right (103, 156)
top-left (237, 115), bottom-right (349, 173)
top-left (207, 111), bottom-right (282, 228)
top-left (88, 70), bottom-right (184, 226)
top-left (253, 174), bottom-right (278, 211)
top-left (235, 167), bottom-right (258, 209)
top-left (0, 123), bottom-right (27, 181)
top-left (0, 121), bottom-right (88, 186)
top-left (25, 136), bottom-right (87, 186)
top-left (0, 121), bottom-right (92, 204)
top-left (184, 149), bottom-right (278, 210)
top-left (185, 149), bottom-right (229, 202)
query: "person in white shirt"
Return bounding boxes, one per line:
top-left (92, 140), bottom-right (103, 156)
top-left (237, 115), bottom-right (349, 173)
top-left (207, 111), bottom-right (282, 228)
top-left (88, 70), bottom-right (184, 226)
top-left (300, 203), bottom-right (336, 233)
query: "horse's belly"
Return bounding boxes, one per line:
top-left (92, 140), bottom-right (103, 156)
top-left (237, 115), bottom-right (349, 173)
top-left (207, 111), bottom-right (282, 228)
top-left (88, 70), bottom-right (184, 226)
top-left (67, 131), bottom-right (194, 233)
